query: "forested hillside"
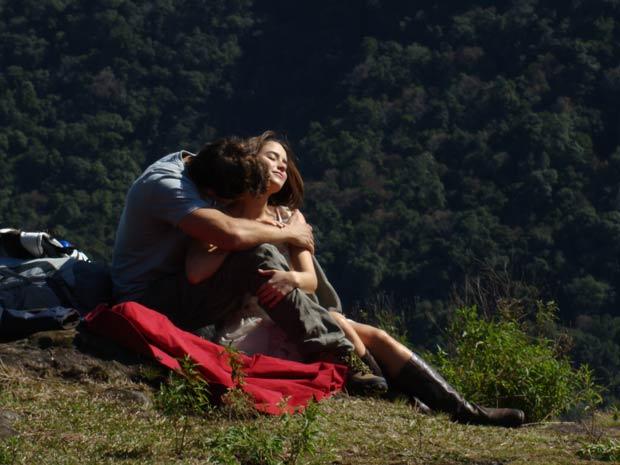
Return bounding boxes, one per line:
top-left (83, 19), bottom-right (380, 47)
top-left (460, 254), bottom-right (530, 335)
top-left (2, 0), bottom-right (620, 397)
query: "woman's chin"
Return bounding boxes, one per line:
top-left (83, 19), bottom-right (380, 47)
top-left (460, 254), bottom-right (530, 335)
top-left (268, 181), bottom-right (285, 193)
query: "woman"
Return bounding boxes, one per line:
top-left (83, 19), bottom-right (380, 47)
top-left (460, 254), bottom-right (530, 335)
top-left (187, 131), bottom-right (524, 427)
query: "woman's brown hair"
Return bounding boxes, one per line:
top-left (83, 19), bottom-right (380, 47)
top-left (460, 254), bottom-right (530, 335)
top-left (244, 130), bottom-right (304, 210)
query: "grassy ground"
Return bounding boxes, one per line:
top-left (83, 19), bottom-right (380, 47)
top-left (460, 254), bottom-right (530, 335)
top-left (1, 361), bottom-right (619, 465)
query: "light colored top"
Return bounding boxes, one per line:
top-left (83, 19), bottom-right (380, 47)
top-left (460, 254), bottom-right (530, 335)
top-left (111, 151), bottom-right (212, 301)
top-left (215, 206), bottom-right (303, 361)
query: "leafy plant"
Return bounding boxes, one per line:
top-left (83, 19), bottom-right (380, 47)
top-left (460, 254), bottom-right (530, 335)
top-left (224, 344), bottom-right (246, 388)
top-left (577, 439), bottom-right (620, 461)
top-left (282, 400), bottom-right (323, 465)
top-left (0, 437), bottom-right (18, 465)
top-left (208, 400), bottom-right (324, 465)
top-left (220, 345), bottom-right (257, 420)
top-left (431, 303), bottom-right (602, 422)
top-left (155, 355), bottom-right (211, 454)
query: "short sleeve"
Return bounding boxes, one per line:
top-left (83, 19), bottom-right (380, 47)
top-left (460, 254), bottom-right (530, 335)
top-left (147, 173), bottom-right (211, 226)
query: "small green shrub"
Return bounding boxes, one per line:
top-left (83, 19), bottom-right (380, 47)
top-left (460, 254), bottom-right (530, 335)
top-left (208, 400), bottom-right (324, 465)
top-left (220, 345), bottom-right (257, 419)
top-left (156, 355), bottom-right (211, 417)
top-left (577, 438), bottom-right (620, 461)
top-left (431, 303), bottom-right (602, 422)
top-left (283, 400), bottom-right (323, 465)
top-left (155, 355), bottom-right (212, 454)
top-left (0, 437), bottom-right (18, 465)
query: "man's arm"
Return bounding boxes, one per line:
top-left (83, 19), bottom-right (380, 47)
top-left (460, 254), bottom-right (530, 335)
top-left (178, 207), bottom-right (314, 253)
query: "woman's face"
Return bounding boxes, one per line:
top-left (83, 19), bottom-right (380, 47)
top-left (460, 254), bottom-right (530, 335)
top-left (257, 141), bottom-right (288, 193)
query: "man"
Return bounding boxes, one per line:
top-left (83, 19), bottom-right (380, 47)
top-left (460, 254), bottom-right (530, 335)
top-left (111, 138), bottom-right (355, 360)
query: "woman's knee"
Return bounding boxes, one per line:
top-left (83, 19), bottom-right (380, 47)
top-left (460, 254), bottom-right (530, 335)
top-left (226, 243), bottom-right (288, 270)
top-left (254, 243), bottom-right (280, 256)
top-left (237, 243), bottom-right (280, 260)
top-left (328, 310), bottom-right (346, 324)
top-left (368, 327), bottom-right (391, 346)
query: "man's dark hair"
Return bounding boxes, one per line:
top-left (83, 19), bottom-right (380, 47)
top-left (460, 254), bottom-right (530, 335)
top-left (187, 137), bottom-right (269, 199)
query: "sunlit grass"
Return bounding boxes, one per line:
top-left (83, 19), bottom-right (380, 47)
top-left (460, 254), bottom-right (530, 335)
top-left (0, 369), bottom-right (618, 464)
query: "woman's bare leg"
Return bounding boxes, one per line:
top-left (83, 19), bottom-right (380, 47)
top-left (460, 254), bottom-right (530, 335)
top-left (327, 314), bottom-right (412, 376)
top-left (348, 321), bottom-right (524, 426)
top-left (347, 321), bottom-right (412, 378)
top-left (329, 311), bottom-right (367, 357)
top-left (328, 311), bottom-right (389, 394)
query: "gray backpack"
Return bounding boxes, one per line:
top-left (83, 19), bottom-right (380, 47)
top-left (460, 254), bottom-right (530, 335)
top-left (0, 257), bottom-right (112, 314)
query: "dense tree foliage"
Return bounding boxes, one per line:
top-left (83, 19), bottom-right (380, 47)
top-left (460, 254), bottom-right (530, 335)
top-left (0, 0), bottom-right (253, 256)
top-left (2, 0), bottom-right (620, 398)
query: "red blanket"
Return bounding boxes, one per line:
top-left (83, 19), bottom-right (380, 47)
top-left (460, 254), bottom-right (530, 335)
top-left (83, 302), bottom-right (347, 414)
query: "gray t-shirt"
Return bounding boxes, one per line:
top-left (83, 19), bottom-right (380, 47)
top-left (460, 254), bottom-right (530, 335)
top-left (111, 151), bottom-right (211, 301)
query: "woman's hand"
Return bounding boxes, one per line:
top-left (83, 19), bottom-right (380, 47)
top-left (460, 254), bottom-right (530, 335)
top-left (256, 269), bottom-right (298, 308)
top-left (257, 218), bottom-right (285, 228)
top-left (283, 210), bottom-right (314, 254)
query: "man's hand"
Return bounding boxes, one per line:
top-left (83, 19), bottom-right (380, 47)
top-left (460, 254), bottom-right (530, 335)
top-left (256, 269), bottom-right (297, 308)
top-left (283, 210), bottom-right (314, 254)
top-left (257, 218), bottom-right (285, 228)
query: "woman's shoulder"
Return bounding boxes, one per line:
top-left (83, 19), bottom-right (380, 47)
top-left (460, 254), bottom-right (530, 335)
top-left (271, 205), bottom-right (294, 223)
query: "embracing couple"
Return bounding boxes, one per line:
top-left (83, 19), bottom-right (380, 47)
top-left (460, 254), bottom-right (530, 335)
top-left (111, 131), bottom-right (524, 427)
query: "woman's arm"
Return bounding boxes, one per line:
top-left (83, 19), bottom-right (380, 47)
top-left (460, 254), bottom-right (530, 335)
top-left (185, 240), bottom-right (230, 284)
top-left (267, 209), bottom-right (318, 293)
top-left (255, 210), bottom-right (318, 309)
top-left (287, 245), bottom-right (318, 293)
top-left (256, 248), bottom-right (317, 308)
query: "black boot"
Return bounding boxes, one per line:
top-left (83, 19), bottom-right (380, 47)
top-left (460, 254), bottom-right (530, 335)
top-left (394, 353), bottom-right (524, 427)
top-left (408, 396), bottom-right (433, 415)
top-left (370, 353), bottom-right (433, 414)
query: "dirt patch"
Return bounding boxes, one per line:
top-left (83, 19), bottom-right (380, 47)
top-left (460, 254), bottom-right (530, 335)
top-left (0, 327), bottom-right (157, 386)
